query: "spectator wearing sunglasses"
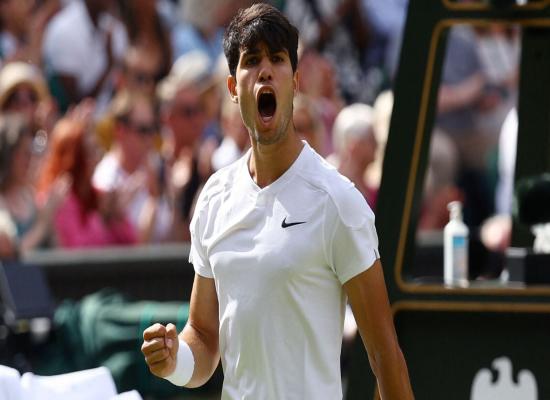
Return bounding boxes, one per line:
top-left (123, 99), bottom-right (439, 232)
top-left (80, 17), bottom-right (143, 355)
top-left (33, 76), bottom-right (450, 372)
top-left (157, 50), bottom-right (214, 241)
top-left (0, 114), bottom-right (69, 258)
top-left (0, 62), bottom-right (58, 184)
top-left (93, 89), bottom-right (173, 243)
top-left (118, 44), bottom-right (164, 98)
top-left (0, 62), bottom-right (55, 132)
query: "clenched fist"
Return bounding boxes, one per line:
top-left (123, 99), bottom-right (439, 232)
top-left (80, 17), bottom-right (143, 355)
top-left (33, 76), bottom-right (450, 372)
top-left (141, 322), bottom-right (179, 377)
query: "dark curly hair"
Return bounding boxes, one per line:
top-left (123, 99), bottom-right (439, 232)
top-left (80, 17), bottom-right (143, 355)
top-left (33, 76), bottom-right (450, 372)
top-left (223, 3), bottom-right (299, 77)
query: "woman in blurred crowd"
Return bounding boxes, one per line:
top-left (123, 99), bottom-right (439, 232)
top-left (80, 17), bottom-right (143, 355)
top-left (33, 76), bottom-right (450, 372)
top-left (93, 89), bottom-right (172, 243)
top-left (0, 114), bottom-right (67, 256)
top-left (37, 109), bottom-right (137, 248)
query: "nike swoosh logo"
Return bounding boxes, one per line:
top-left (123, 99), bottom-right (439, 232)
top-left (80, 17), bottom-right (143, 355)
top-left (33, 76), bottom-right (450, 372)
top-left (281, 217), bottom-right (307, 228)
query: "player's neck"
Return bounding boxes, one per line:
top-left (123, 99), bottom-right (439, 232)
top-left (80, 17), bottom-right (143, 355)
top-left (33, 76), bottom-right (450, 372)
top-left (248, 133), bottom-right (304, 188)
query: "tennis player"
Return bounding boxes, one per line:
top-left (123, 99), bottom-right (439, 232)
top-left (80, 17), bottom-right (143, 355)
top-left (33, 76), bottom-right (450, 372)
top-left (141, 3), bottom-right (414, 399)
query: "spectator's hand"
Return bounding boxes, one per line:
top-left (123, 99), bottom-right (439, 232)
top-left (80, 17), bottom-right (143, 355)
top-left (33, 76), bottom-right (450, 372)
top-left (481, 214), bottom-right (512, 252)
top-left (171, 149), bottom-right (193, 193)
top-left (142, 323), bottom-right (179, 378)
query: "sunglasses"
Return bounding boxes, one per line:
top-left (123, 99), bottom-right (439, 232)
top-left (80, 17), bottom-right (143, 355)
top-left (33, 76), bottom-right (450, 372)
top-left (131, 70), bottom-right (163, 85)
top-left (5, 88), bottom-right (38, 108)
top-left (121, 118), bottom-right (158, 136)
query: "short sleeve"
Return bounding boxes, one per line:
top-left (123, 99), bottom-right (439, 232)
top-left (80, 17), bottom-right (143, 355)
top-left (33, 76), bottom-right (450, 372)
top-left (325, 189), bottom-right (380, 284)
top-left (188, 193), bottom-right (213, 278)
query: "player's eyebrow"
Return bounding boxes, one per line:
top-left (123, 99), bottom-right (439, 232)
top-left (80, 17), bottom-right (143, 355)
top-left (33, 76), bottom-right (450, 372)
top-left (241, 47), bottom-right (261, 57)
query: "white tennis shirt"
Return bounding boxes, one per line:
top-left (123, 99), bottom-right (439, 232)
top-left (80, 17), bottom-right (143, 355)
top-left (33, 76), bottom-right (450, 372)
top-left (189, 142), bottom-right (380, 399)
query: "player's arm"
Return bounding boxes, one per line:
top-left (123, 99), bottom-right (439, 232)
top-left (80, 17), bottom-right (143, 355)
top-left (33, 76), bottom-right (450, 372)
top-left (180, 273), bottom-right (220, 387)
top-left (142, 274), bottom-right (220, 388)
top-left (344, 260), bottom-right (414, 400)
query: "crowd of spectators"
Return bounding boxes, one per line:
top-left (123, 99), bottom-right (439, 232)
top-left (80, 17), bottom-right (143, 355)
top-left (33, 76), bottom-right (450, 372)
top-left (0, 0), bottom-right (520, 274)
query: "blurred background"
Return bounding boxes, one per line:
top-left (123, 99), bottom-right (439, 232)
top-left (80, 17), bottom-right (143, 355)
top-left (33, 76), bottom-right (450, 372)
top-left (0, 0), bottom-right (543, 399)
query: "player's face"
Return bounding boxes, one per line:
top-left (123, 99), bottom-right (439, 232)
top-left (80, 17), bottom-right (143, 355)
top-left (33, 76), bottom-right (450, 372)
top-left (228, 41), bottom-right (297, 146)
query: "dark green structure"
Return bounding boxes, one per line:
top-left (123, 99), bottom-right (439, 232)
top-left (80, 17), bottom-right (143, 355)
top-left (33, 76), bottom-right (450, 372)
top-left (346, 1), bottom-right (550, 399)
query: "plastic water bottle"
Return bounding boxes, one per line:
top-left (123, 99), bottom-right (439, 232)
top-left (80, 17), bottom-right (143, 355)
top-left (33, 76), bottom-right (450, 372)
top-left (444, 201), bottom-right (469, 287)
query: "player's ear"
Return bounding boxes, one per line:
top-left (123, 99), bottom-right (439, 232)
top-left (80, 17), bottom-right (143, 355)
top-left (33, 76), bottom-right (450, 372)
top-left (293, 70), bottom-right (299, 96)
top-left (227, 75), bottom-right (238, 103)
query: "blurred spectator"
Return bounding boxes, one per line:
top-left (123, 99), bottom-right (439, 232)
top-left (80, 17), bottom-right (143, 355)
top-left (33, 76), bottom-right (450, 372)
top-left (92, 90), bottom-right (172, 243)
top-left (212, 95), bottom-right (249, 171)
top-left (117, 44), bottom-right (164, 98)
top-left (418, 130), bottom-right (464, 230)
top-left (293, 93), bottom-right (327, 155)
top-left (495, 107), bottom-right (517, 215)
top-left (296, 48), bottom-right (343, 154)
top-left (327, 103), bottom-right (378, 208)
top-left (117, 0), bottom-right (172, 79)
top-left (98, 43), bottom-right (165, 151)
top-left (365, 89), bottom-right (392, 193)
top-left (0, 61), bottom-right (57, 135)
top-left (0, 114), bottom-right (68, 256)
top-left (361, 0), bottom-right (408, 80)
top-left (0, 61), bottom-right (59, 185)
top-left (37, 105), bottom-right (137, 248)
top-left (157, 50), bottom-right (212, 240)
top-left (42, 0), bottom-right (128, 111)
top-left (172, 0), bottom-right (249, 65)
top-left (0, 0), bottom-right (60, 65)
top-left (479, 107), bottom-right (517, 255)
top-left (435, 25), bottom-right (518, 226)
top-left (285, 0), bottom-right (373, 103)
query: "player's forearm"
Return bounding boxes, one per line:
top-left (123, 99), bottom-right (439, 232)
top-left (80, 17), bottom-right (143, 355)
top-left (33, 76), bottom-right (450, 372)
top-left (180, 322), bottom-right (220, 388)
top-left (371, 345), bottom-right (414, 400)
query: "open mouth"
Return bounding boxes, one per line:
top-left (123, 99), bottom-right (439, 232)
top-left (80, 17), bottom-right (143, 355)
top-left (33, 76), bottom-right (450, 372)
top-left (258, 91), bottom-right (277, 120)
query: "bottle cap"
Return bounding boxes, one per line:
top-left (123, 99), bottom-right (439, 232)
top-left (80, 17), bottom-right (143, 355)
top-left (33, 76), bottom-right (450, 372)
top-left (448, 201), bottom-right (463, 221)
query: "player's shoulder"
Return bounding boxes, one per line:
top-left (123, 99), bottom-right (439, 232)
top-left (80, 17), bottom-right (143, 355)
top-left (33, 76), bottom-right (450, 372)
top-left (194, 154), bottom-right (244, 211)
top-left (298, 147), bottom-right (374, 229)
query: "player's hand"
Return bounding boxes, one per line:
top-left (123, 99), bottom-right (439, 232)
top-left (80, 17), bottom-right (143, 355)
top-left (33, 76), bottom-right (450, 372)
top-left (141, 323), bottom-right (180, 378)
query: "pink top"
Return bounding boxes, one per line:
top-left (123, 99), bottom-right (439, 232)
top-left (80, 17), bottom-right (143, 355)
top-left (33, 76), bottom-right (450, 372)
top-left (54, 192), bottom-right (137, 248)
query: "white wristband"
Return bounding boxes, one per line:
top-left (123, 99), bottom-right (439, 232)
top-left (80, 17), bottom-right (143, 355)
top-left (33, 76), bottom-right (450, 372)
top-left (164, 339), bottom-right (195, 386)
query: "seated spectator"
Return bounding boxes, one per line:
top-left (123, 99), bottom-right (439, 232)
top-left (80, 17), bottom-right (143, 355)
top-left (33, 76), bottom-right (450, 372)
top-left (157, 50), bottom-right (212, 240)
top-left (0, 114), bottom-right (68, 256)
top-left (37, 106), bottom-right (137, 248)
top-left (328, 103), bottom-right (378, 208)
top-left (0, 62), bottom-right (59, 182)
top-left (42, 0), bottom-right (128, 111)
top-left (93, 90), bottom-right (172, 243)
top-left (0, 61), bottom-right (57, 134)
top-left (296, 48), bottom-right (343, 154)
top-left (97, 43), bottom-right (165, 150)
top-left (117, 44), bottom-right (164, 99)
top-left (418, 130), bottom-right (464, 230)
